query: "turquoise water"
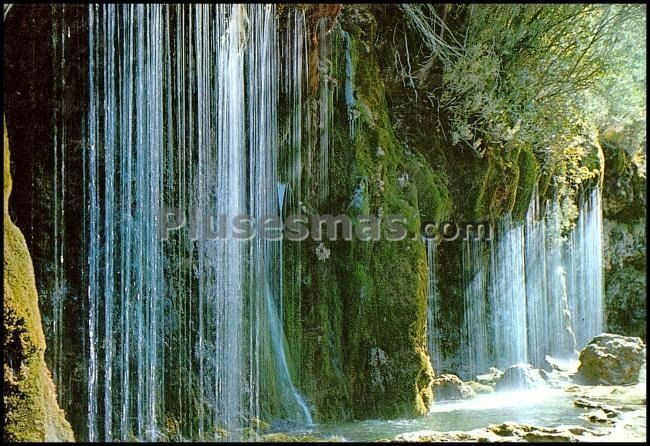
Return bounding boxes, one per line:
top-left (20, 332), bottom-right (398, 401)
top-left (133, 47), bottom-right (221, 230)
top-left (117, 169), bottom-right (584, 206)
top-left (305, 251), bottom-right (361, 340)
top-left (288, 390), bottom-right (591, 441)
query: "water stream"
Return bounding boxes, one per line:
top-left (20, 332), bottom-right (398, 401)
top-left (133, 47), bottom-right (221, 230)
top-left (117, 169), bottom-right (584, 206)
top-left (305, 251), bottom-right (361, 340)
top-left (291, 389), bottom-right (593, 441)
top-left (429, 187), bottom-right (605, 379)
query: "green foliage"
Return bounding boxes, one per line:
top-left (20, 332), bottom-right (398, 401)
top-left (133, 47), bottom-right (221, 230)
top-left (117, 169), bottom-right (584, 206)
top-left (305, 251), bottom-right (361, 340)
top-left (402, 4), bottom-right (646, 164)
top-left (401, 4), bottom-right (644, 229)
top-left (545, 122), bottom-right (603, 233)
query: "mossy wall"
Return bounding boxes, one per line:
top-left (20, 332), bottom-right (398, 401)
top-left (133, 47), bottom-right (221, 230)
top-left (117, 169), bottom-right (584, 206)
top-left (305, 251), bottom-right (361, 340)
top-left (283, 6), bottom-right (436, 420)
top-left (284, 5), bottom-right (556, 419)
top-left (3, 119), bottom-right (75, 442)
top-left (601, 138), bottom-right (646, 340)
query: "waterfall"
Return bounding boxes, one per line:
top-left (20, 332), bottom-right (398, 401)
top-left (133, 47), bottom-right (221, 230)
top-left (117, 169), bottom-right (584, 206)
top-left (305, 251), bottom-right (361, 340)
top-left (461, 239), bottom-right (491, 378)
top-left (317, 18), bottom-right (334, 204)
top-left (565, 187), bottom-right (605, 349)
top-left (279, 8), bottom-right (308, 387)
top-left (524, 192), bottom-right (550, 367)
top-left (246, 3), bottom-right (312, 429)
top-left (50, 5), bottom-right (67, 405)
top-left (458, 186), bottom-right (603, 379)
top-left (280, 8), bottom-right (306, 212)
top-left (87, 5), bottom-right (165, 440)
top-left (525, 191), bottom-right (577, 367)
top-left (489, 215), bottom-right (528, 370)
top-left (85, 4), bottom-right (310, 441)
top-left (425, 240), bottom-right (441, 372)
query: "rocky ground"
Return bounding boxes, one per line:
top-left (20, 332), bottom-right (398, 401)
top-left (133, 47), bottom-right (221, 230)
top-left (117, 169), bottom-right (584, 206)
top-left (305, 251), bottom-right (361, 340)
top-left (392, 383), bottom-right (646, 442)
top-left (393, 334), bottom-right (646, 442)
top-left (262, 334), bottom-right (646, 442)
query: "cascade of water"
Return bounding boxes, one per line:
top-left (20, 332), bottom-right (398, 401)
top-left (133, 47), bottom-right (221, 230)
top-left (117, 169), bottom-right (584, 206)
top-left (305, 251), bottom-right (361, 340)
top-left (458, 186), bottom-right (602, 379)
top-left (212, 5), bottom-right (247, 438)
top-left (86, 6), bottom-right (99, 440)
top-left (524, 190), bottom-right (577, 367)
top-left (247, 4), bottom-right (312, 428)
top-left (565, 187), bottom-right (604, 349)
top-left (280, 9), bottom-right (306, 211)
top-left (279, 8), bottom-right (308, 387)
top-left (85, 4), bottom-right (179, 440)
top-left (85, 5), bottom-right (310, 440)
top-left (546, 198), bottom-right (578, 358)
top-left (247, 5), bottom-right (276, 438)
top-left (489, 215), bottom-right (528, 370)
top-left (524, 190), bottom-right (550, 368)
top-left (340, 29), bottom-right (358, 139)
top-left (50, 4), bottom-right (66, 405)
top-left (425, 240), bottom-right (442, 372)
top-left (318, 18), bottom-right (331, 204)
top-left (461, 238), bottom-right (491, 378)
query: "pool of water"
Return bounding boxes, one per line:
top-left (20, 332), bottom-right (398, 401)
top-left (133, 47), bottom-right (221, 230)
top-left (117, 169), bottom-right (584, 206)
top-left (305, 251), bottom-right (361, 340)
top-left (289, 389), bottom-right (592, 442)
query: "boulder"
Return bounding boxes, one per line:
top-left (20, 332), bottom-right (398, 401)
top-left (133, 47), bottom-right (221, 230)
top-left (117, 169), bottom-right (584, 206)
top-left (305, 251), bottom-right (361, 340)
top-left (467, 380), bottom-right (495, 395)
top-left (475, 367), bottom-right (503, 386)
top-left (432, 374), bottom-right (476, 401)
top-left (576, 333), bottom-right (646, 385)
top-left (495, 363), bottom-right (546, 391)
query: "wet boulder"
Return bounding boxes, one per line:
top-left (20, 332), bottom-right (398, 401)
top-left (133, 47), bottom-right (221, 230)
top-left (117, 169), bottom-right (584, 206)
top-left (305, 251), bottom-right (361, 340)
top-left (475, 367), bottom-right (503, 387)
top-left (495, 363), bottom-right (546, 391)
top-left (467, 380), bottom-right (495, 395)
top-left (576, 333), bottom-right (646, 385)
top-left (432, 374), bottom-right (476, 401)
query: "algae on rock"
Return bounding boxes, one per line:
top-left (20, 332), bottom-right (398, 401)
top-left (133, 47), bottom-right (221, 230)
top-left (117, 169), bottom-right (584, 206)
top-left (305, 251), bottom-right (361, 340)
top-left (3, 119), bottom-right (74, 442)
top-left (284, 6), bottom-right (435, 420)
top-left (601, 137), bottom-right (646, 340)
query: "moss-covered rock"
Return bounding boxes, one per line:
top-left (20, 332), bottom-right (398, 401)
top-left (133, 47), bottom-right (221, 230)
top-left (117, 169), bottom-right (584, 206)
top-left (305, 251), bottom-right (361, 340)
top-left (3, 118), bottom-right (74, 442)
top-left (511, 146), bottom-right (540, 221)
top-left (601, 136), bottom-right (646, 340)
top-left (285, 6), bottom-right (434, 421)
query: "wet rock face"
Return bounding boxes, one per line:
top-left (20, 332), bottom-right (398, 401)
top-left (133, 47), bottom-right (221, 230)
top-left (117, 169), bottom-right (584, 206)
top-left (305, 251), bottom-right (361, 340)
top-left (601, 141), bottom-right (646, 340)
top-left (604, 220), bottom-right (646, 339)
top-left (431, 374), bottom-right (476, 401)
top-left (475, 367), bottom-right (503, 387)
top-left (3, 121), bottom-right (74, 442)
top-left (576, 334), bottom-right (646, 385)
top-left (368, 347), bottom-right (391, 392)
top-left (495, 363), bottom-right (546, 391)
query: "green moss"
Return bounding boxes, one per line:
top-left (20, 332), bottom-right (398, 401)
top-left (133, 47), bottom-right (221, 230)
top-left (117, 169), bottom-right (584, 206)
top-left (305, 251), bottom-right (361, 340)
top-left (602, 141), bottom-right (628, 176)
top-left (511, 146), bottom-right (540, 221)
top-left (474, 148), bottom-right (519, 222)
top-left (3, 118), bottom-right (74, 442)
top-left (287, 9), bottom-right (434, 421)
top-left (406, 154), bottom-right (452, 224)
